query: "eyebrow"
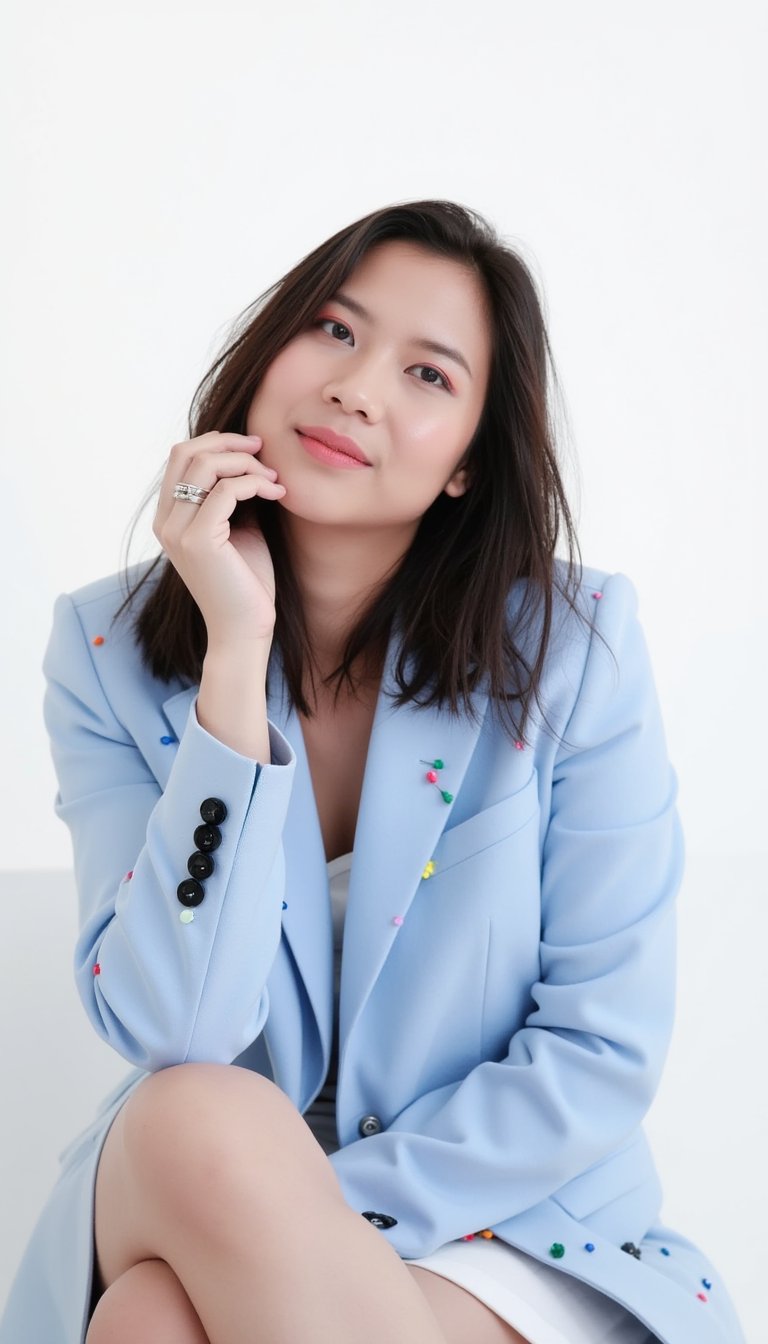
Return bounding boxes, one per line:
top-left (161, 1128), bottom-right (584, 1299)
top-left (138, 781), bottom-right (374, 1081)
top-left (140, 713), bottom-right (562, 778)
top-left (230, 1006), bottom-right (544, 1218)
top-left (330, 290), bottom-right (473, 378)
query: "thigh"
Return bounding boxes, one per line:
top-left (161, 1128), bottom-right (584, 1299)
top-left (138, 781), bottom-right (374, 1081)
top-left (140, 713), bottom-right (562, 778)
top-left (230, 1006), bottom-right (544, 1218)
top-left (406, 1266), bottom-right (532, 1344)
top-left (93, 1062), bottom-right (337, 1293)
top-left (86, 1259), bottom-right (209, 1344)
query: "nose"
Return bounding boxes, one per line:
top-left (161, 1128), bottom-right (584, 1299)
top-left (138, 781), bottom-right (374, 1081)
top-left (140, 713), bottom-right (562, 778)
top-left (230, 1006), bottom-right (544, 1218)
top-left (323, 352), bottom-right (387, 420)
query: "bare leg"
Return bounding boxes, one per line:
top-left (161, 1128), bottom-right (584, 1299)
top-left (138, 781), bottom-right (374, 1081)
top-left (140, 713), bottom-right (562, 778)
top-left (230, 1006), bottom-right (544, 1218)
top-left (90, 1063), bottom-right (447, 1344)
top-left (87, 1260), bottom-right (209, 1343)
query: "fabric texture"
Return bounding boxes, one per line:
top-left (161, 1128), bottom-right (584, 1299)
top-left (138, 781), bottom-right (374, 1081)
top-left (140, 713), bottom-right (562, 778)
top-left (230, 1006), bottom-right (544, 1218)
top-left (0, 559), bottom-right (747, 1344)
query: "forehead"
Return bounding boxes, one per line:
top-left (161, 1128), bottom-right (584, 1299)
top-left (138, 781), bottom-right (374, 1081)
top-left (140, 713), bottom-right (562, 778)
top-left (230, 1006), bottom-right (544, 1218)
top-left (339, 241), bottom-right (491, 370)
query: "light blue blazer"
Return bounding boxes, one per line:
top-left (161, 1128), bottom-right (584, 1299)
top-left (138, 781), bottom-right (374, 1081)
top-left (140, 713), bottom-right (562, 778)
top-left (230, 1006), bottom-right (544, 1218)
top-left (1, 559), bottom-right (747, 1344)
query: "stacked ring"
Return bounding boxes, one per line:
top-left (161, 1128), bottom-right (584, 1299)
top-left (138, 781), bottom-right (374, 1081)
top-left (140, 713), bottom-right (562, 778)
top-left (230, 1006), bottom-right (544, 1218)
top-left (173, 482), bottom-right (210, 505)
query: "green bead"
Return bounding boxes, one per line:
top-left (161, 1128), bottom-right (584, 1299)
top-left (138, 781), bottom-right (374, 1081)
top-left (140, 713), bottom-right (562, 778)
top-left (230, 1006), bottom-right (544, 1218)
top-left (433, 759), bottom-right (444, 770)
top-left (179, 909), bottom-right (195, 924)
top-left (549, 1242), bottom-right (565, 1259)
top-left (441, 791), bottom-right (454, 804)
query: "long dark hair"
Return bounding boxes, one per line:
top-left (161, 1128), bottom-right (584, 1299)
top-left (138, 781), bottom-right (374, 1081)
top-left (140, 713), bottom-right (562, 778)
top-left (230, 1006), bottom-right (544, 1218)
top-left (115, 198), bottom-right (604, 744)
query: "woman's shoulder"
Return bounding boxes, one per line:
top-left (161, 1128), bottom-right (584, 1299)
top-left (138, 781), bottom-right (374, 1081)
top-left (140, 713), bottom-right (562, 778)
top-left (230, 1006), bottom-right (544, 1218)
top-left (506, 557), bottom-right (639, 649)
top-left (62, 556), bottom-right (163, 617)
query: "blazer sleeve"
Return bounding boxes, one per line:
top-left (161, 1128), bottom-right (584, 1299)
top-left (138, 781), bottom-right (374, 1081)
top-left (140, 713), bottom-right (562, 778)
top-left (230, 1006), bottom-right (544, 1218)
top-left (328, 572), bottom-right (684, 1258)
top-left (42, 591), bottom-right (297, 1070)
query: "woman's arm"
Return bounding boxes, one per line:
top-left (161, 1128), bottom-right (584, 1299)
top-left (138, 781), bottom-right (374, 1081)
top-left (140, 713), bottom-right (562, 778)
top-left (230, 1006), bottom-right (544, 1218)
top-left (43, 589), bottom-right (296, 1071)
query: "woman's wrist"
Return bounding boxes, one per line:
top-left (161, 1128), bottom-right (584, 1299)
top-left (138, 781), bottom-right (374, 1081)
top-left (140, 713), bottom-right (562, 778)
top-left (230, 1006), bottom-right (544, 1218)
top-left (197, 641), bottom-right (273, 762)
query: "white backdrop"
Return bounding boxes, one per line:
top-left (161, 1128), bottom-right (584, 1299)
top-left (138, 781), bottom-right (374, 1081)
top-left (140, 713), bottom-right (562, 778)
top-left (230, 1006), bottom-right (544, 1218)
top-left (2, 1), bottom-right (765, 1338)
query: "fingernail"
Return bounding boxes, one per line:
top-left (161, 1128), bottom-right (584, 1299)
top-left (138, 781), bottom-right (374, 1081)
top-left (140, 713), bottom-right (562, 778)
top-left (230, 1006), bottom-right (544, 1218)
top-left (248, 435), bottom-right (262, 444)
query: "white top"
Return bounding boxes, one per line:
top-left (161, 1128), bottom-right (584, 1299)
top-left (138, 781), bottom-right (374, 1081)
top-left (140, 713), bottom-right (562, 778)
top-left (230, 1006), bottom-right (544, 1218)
top-left (301, 854), bottom-right (655, 1344)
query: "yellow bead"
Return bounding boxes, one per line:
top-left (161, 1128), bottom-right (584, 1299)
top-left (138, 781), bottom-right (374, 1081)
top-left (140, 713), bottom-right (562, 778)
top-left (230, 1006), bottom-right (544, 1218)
top-left (421, 860), bottom-right (436, 880)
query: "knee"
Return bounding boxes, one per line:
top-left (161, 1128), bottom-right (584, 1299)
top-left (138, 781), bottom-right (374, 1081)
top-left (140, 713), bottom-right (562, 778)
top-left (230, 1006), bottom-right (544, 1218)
top-left (86, 1259), bottom-right (208, 1343)
top-left (119, 1063), bottom-right (335, 1220)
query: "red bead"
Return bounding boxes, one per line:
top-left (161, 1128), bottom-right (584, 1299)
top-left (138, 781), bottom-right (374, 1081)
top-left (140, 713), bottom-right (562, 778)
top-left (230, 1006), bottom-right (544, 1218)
top-left (124, 870), bottom-right (134, 881)
top-left (92, 635), bottom-right (105, 646)
top-left (426, 769), bottom-right (438, 783)
top-left (93, 964), bottom-right (101, 975)
top-left (462, 1233), bottom-right (475, 1240)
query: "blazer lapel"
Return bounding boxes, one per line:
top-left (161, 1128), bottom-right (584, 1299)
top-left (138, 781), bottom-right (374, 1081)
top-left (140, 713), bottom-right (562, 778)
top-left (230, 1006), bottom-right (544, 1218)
top-left (339, 646), bottom-right (490, 1054)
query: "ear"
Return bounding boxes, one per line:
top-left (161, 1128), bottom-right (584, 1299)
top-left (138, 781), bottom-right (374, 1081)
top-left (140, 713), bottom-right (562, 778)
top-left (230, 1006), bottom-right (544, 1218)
top-left (443, 465), bottom-right (471, 498)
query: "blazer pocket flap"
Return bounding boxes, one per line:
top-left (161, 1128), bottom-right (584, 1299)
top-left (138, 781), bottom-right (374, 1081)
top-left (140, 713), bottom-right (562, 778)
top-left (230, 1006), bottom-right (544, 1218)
top-left (551, 1130), bottom-right (659, 1220)
top-left (436, 774), bottom-right (539, 874)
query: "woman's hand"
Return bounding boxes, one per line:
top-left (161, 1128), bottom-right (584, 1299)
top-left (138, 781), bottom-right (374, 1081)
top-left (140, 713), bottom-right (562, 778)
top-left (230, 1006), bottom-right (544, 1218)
top-left (153, 431), bottom-right (286, 646)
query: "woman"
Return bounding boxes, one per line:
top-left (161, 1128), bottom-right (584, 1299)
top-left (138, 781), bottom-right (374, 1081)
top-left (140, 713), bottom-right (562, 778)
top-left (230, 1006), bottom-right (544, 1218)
top-left (1, 200), bottom-right (747, 1343)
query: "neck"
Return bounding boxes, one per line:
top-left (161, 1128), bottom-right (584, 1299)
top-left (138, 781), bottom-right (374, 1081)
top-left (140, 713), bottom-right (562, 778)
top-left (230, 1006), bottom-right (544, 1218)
top-left (281, 514), bottom-right (415, 671)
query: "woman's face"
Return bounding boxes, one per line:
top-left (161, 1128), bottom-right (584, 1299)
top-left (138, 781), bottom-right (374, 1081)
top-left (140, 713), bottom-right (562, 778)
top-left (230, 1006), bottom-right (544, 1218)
top-left (245, 240), bottom-right (492, 535)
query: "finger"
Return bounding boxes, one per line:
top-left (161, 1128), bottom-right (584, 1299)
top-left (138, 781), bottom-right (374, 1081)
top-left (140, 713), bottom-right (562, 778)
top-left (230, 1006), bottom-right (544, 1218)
top-left (160, 472), bottom-right (286, 551)
top-left (155, 443), bottom-right (277, 533)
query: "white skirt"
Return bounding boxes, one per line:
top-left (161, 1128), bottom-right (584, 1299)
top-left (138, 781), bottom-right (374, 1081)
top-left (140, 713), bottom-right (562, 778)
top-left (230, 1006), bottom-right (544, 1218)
top-left (309, 1101), bottom-right (658, 1344)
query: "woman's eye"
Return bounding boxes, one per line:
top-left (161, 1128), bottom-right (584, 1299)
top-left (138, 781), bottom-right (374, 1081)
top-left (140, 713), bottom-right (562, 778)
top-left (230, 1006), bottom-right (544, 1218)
top-left (315, 317), bottom-right (353, 343)
top-left (313, 318), bottom-right (451, 391)
top-left (412, 365), bottom-right (450, 390)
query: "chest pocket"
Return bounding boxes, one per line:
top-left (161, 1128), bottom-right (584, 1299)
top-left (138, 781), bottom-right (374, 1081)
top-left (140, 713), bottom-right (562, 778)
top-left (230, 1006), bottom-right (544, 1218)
top-left (434, 772), bottom-right (540, 875)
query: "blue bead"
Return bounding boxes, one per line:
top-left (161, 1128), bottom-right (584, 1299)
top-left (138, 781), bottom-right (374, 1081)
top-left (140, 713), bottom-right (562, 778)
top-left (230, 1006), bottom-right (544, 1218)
top-left (584, 1242), bottom-right (595, 1252)
top-left (282, 901), bottom-right (288, 910)
top-left (160, 735), bottom-right (176, 745)
top-left (660, 1247), bottom-right (670, 1256)
top-left (702, 1278), bottom-right (712, 1289)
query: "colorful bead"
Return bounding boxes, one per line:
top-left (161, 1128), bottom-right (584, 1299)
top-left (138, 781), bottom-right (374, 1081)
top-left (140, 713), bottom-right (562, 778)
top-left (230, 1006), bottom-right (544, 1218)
top-left (179, 909), bottom-right (195, 924)
top-left (426, 769), bottom-right (438, 783)
top-left (515, 740), bottom-right (525, 750)
top-left (92, 964), bottom-right (100, 975)
top-left (392, 915), bottom-right (404, 926)
top-left (160, 735), bottom-right (176, 745)
top-left (479, 1229), bottom-right (494, 1239)
top-left (592, 591), bottom-right (603, 600)
top-left (697, 1292), bottom-right (708, 1302)
top-left (421, 860), bottom-right (436, 880)
top-left (549, 1242), bottom-right (565, 1259)
top-left (660, 1247), bottom-right (670, 1256)
top-left (702, 1278), bottom-right (712, 1289)
top-left (92, 636), bottom-right (105, 646)
top-left (124, 870), bottom-right (133, 882)
top-left (461, 1233), bottom-right (475, 1241)
top-left (420, 758), bottom-right (444, 770)
top-left (440, 790), bottom-right (454, 803)
top-left (584, 1242), bottom-right (595, 1252)
top-left (282, 901), bottom-right (288, 910)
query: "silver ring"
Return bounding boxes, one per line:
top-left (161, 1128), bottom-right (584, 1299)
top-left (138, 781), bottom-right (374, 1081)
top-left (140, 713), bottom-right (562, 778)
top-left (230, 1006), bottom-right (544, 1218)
top-left (173, 482), bottom-right (210, 505)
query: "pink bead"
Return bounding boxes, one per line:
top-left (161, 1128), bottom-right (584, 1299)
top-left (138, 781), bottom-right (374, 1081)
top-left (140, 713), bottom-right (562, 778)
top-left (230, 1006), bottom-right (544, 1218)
top-left (592, 591), bottom-right (603, 600)
top-left (697, 1292), bottom-right (708, 1302)
top-left (392, 915), bottom-right (404, 926)
top-left (515, 740), bottom-right (524, 750)
top-left (93, 964), bottom-right (101, 976)
top-left (124, 870), bottom-right (134, 881)
top-left (426, 769), bottom-right (438, 783)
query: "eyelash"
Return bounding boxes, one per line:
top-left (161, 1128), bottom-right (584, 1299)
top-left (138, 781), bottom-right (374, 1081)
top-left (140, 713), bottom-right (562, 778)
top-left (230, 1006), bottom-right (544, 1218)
top-left (312, 317), bottom-right (453, 392)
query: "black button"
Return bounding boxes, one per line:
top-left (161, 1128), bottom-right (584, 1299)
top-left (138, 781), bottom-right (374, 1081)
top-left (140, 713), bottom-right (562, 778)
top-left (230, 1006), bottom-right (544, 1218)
top-left (177, 878), bottom-right (205, 907)
top-left (358, 1114), bottom-right (382, 1137)
top-left (193, 823), bottom-right (222, 853)
top-left (621, 1242), bottom-right (642, 1259)
top-left (188, 851), bottom-right (214, 880)
top-left (361, 1211), bottom-right (398, 1229)
top-left (200, 797), bottom-right (228, 825)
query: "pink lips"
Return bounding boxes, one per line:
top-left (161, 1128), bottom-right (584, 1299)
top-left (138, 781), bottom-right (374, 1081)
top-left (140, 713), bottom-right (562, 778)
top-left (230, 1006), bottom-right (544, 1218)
top-left (296, 424), bottom-right (372, 466)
